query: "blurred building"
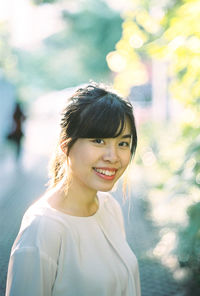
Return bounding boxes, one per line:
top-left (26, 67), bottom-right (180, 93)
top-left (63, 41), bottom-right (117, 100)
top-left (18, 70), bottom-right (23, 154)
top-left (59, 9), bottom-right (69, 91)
top-left (129, 59), bottom-right (178, 125)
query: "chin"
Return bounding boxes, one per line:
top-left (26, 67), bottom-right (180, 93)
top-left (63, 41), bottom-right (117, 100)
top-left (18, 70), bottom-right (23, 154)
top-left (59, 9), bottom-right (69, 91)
top-left (99, 188), bottom-right (111, 192)
top-left (96, 184), bottom-right (116, 192)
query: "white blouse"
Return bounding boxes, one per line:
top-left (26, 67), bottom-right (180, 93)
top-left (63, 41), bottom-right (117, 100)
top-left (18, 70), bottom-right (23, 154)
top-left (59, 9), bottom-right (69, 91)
top-left (6, 192), bottom-right (141, 296)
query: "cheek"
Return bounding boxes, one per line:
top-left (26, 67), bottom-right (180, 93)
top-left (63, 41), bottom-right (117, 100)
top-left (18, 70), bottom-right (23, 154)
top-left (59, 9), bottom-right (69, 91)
top-left (121, 152), bottom-right (131, 168)
top-left (68, 146), bottom-right (96, 172)
top-left (122, 150), bottom-right (131, 165)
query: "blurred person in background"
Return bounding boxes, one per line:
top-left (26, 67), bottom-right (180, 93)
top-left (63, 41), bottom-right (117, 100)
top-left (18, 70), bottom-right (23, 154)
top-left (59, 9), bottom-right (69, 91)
top-left (6, 83), bottom-right (141, 296)
top-left (6, 102), bottom-right (26, 161)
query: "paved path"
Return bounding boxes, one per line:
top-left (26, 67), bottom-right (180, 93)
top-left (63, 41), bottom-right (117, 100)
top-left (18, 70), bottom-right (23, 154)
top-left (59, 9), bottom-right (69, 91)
top-left (0, 154), bottom-right (187, 296)
top-left (0, 148), bottom-right (48, 296)
top-left (112, 186), bottom-right (188, 296)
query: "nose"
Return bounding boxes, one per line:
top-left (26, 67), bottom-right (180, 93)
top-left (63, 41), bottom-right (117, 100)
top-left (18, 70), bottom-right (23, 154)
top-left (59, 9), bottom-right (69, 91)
top-left (102, 145), bottom-right (119, 163)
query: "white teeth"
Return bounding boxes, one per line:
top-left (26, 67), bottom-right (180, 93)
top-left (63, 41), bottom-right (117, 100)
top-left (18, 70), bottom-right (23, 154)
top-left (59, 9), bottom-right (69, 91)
top-left (94, 168), bottom-right (116, 176)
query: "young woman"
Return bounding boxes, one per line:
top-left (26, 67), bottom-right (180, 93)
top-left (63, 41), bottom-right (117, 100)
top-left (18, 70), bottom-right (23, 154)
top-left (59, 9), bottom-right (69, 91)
top-left (6, 83), bottom-right (141, 296)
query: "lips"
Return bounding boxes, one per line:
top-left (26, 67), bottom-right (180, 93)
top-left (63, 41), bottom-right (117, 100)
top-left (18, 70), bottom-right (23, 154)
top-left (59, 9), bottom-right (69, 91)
top-left (93, 167), bottom-right (118, 180)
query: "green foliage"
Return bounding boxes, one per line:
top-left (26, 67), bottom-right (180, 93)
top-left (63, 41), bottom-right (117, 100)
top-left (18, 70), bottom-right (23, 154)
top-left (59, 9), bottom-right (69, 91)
top-left (177, 202), bottom-right (200, 287)
top-left (114, 0), bottom-right (200, 289)
top-left (15, 0), bottom-right (122, 100)
top-left (157, 3), bottom-right (200, 284)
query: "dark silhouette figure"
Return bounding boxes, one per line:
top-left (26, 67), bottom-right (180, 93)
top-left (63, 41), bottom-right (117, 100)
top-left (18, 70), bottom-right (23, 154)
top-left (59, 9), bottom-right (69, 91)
top-left (7, 102), bottom-right (26, 160)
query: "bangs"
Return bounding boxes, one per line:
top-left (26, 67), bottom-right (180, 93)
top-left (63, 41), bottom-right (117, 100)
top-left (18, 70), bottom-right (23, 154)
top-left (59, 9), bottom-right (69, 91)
top-left (74, 96), bottom-right (126, 138)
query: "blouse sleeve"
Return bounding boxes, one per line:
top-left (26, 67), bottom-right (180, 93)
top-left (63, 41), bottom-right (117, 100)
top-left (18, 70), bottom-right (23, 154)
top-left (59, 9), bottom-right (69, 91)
top-left (6, 247), bottom-right (57, 296)
top-left (6, 213), bottom-right (62, 296)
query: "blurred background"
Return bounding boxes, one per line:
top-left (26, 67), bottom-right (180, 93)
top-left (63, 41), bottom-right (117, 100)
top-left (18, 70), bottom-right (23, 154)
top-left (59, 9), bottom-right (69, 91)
top-left (0, 0), bottom-right (200, 295)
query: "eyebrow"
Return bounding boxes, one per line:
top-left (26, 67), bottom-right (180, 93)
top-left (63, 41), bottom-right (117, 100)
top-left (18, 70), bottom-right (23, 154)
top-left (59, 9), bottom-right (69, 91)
top-left (121, 134), bottom-right (132, 139)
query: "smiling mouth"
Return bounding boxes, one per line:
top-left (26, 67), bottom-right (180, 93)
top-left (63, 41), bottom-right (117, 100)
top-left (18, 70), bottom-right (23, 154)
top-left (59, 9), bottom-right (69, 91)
top-left (93, 167), bottom-right (117, 180)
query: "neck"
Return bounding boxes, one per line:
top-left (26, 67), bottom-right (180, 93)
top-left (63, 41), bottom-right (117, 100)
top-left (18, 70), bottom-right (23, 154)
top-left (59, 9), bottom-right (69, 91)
top-left (64, 177), bottom-right (97, 207)
top-left (48, 175), bottom-right (99, 217)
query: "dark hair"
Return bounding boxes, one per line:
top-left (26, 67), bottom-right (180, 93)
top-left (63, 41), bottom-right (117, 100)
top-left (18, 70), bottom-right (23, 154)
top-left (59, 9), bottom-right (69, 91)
top-left (49, 83), bottom-right (137, 187)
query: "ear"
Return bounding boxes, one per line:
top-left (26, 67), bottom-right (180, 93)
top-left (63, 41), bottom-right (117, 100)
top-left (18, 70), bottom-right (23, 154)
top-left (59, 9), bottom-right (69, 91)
top-left (60, 139), bottom-right (68, 155)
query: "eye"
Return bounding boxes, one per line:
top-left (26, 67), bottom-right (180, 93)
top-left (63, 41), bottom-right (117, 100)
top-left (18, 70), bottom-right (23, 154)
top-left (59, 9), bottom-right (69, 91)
top-left (92, 139), bottom-right (104, 144)
top-left (119, 141), bottom-right (130, 147)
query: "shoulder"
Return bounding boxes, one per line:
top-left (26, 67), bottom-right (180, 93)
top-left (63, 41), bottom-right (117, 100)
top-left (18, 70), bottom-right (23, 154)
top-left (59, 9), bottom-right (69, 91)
top-left (13, 200), bottom-right (66, 258)
top-left (21, 199), bottom-right (66, 235)
top-left (97, 192), bottom-right (126, 238)
top-left (99, 191), bottom-right (122, 208)
top-left (98, 191), bottom-right (123, 218)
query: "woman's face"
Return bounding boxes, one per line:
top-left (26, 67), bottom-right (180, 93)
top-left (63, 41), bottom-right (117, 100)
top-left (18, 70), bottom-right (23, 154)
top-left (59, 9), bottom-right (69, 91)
top-left (67, 120), bottom-right (132, 194)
